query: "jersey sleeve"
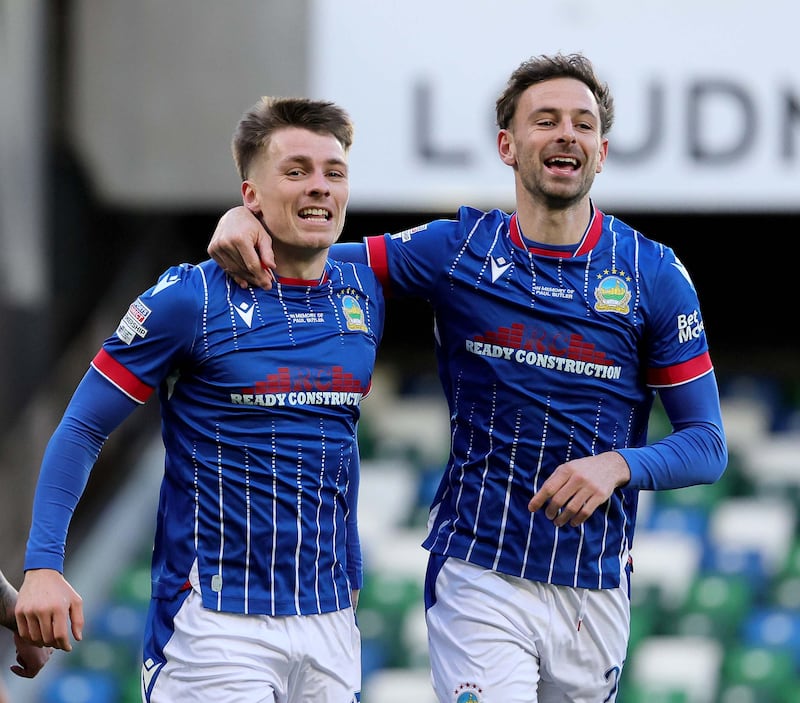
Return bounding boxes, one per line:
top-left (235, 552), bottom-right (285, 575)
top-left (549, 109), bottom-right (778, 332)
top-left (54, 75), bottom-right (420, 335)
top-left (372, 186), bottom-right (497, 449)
top-left (620, 248), bottom-right (727, 489)
top-left (618, 371), bottom-right (728, 490)
top-left (92, 264), bottom-right (203, 398)
top-left (644, 251), bottom-right (714, 386)
top-left (24, 370), bottom-right (139, 572)
top-left (329, 242), bottom-right (368, 266)
top-left (364, 216), bottom-right (462, 297)
top-left (24, 264), bottom-right (203, 572)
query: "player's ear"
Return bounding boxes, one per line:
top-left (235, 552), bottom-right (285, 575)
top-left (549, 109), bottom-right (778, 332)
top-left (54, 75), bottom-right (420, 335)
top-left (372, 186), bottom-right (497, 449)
top-left (241, 180), bottom-right (260, 209)
top-left (497, 129), bottom-right (516, 167)
top-left (595, 139), bottom-right (609, 174)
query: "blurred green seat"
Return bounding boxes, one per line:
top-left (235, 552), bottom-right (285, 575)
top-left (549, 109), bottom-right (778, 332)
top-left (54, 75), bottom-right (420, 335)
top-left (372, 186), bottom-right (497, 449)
top-left (628, 599), bottom-right (661, 652)
top-left (716, 683), bottom-right (787, 703)
top-left (667, 573), bottom-right (752, 640)
top-left (59, 636), bottom-right (137, 681)
top-left (625, 634), bottom-right (721, 703)
top-left (111, 560), bottom-right (152, 608)
top-left (359, 570), bottom-right (423, 615)
top-left (652, 446), bottom-right (749, 511)
top-left (653, 479), bottom-right (730, 513)
top-left (777, 539), bottom-right (800, 578)
top-left (719, 645), bottom-right (797, 701)
top-left (770, 572), bottom-right (800, 610)
top-left (619, 682), bottom-right (689, 703)
top-left (358, 570), bottom-right (424, 668)
top-left (121, 671), bottom-right (144, 703)
top-left (770, 540), bottom-right (800, 611)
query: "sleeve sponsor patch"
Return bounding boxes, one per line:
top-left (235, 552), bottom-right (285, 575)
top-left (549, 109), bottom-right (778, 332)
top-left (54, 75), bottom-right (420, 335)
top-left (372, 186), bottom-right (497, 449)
top-left (116, 298), bottom-right (151, 345)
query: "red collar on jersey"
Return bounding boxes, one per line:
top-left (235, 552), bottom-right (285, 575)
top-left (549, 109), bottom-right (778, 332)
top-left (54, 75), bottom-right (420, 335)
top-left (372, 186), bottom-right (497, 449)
top-left (509, 207), bottom-right (604, 258)
top-left (275, 269), bottom-right (330, 287)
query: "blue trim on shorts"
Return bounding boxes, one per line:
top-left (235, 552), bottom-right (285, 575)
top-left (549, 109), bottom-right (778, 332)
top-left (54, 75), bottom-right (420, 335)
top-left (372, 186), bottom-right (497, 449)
top-left (625, 554), bottom-right (633, 599)
top-left (424, 553), bottom-right (447, 611)
top-left (142, 588), bottom-right (192, 701)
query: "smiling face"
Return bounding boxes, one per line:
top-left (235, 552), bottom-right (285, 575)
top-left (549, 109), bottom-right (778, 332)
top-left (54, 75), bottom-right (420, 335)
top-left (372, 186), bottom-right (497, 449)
top-left (241, 126), bottom-right (349, 276)
top-left (498, 77), bottom-right (608, 210)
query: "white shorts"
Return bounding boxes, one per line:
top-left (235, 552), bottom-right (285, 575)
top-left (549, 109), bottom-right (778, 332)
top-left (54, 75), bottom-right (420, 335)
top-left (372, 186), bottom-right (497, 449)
top-left (143, 588), bottom-right (360, 703)
top-left (425, 557), bottom-right (629, 703)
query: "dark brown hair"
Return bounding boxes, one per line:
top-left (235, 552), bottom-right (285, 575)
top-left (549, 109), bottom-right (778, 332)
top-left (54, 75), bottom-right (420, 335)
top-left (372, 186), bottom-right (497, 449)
top-left (232, 97), bottom-right (354, 180)
top-left (495, 53), bottom-right (615, 136)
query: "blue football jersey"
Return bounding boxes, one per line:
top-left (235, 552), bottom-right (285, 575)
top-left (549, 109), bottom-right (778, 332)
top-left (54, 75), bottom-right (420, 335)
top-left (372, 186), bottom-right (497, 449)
top-left (93, 259), bottom-right (384, 615)
top-left (366, 205), bottom-right (712, 589)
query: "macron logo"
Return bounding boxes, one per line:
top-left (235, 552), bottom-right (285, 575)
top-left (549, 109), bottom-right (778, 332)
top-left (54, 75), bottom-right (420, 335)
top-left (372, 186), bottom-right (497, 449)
top-left (490, 256), bottom-right (512, 283)
top-left (234, 302), bottom-right (255, 328)
top-left (141, 657), bottom-right (164, 694)
top-left (152, 274), bottom-right (180, 295)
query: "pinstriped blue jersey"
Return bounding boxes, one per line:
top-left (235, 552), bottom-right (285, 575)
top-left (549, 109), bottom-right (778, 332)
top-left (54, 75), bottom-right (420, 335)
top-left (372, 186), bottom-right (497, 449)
top-left (365, 205), bottom-right (713, 590)
top-left (92, 259), bottom-right (384, 615)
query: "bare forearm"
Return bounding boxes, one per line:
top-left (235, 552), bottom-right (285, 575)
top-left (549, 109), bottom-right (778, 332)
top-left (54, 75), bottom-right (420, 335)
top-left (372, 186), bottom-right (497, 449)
top-left (0, 571), bottom-right (18, 632)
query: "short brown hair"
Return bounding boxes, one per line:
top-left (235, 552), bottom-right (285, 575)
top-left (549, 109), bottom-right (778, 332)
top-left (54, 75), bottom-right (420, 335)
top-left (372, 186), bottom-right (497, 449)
top-left (495, 53), bottom-right (614, 136)
top-left (232, 97), bottom-right (354, 180)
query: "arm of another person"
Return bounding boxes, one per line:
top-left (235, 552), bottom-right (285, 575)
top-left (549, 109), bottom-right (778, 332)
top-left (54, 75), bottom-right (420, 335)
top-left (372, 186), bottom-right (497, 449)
top-left (16, 371), bottom-right (139, 651)
top-left (1, 570), bottom-right (53, 678)
top-left (208, 207), bottom-right (276, 290)
top-left (0, 571), bottom-right (16, 632)
top-left (208, 206), bottom-right (372, 287)
top-left (528, 371), bottom-right (727, 527)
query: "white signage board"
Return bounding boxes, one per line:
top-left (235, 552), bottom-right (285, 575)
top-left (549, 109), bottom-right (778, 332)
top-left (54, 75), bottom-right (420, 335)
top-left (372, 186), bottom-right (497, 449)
top-left (309, 0), bottom-right (800, 212)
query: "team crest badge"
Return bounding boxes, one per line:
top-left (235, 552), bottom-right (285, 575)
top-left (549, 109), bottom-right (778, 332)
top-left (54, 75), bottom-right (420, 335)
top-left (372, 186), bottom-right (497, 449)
top-left (340, 293), bottom-right (367, 331)
top-left (594, 274), bottom-right (631, 314)
top-left (454, 683), bottom-right (483, 702)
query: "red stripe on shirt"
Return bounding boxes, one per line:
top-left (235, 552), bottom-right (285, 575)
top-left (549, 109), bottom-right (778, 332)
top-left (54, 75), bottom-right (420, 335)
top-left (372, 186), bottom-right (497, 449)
top-left (365, 236), bottom-right (390, 286)
top-left (647, 352), bottom-right (713, 388)
top-left (91, 348), bottom-right (154, 404)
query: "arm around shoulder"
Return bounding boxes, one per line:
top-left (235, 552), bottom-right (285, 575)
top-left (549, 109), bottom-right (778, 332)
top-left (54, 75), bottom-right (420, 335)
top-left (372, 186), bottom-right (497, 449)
top-left (208, 206), bottom-right (275, 289)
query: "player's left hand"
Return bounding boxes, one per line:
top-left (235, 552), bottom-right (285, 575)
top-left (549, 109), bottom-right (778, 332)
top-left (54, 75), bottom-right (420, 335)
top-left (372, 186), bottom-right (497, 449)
top-left (528, 451), bottom-right (631, 527)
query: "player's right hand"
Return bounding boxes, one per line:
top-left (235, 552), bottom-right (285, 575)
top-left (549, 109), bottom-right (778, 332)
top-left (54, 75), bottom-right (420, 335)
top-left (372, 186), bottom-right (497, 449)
top-left (15, 569), bottom-right (84, 652)
top-left (208, 206), bottom-right (276, 290)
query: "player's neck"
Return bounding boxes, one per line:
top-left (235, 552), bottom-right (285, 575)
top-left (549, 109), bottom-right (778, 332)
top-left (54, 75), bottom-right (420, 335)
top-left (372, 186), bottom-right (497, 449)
top-left (515, 199), bottom-right (593, 246)
top-left (272, 246), bottom-right (329, 282)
